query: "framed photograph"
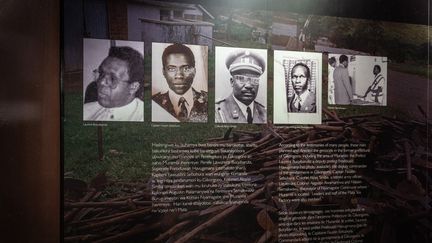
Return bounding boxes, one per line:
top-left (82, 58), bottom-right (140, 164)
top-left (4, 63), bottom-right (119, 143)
top-left (274, 50), bottom-right (322, 124)
top-left (215, 46), bottom-right (267, 124)
top-left (151, 42), bottom-right (208, 123)
top-left (83, 38), bottom-right (145, 122)
top-left (328, 54), bottom-right (387, 106)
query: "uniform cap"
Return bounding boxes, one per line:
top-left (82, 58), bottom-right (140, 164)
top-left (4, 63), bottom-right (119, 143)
top-left (225, 50), bottom-right (265, 76)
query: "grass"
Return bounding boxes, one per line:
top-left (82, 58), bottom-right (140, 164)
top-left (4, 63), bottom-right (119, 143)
top-left (63, 88), bottom-right (266, 182)
top-left (64, 82), bottom-right (406, 183)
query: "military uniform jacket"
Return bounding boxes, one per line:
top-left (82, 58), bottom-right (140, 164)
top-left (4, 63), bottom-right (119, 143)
top-left (152, 88), bottom-right (208, 122)
top-left (287, 91), bottom-right (316, 113)
top-left (215, 94), bottom-right (266, 124)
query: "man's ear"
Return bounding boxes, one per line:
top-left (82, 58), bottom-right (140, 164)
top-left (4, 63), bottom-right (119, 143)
top-left (129, 82), bottom-right (140, 94)
top-left (230, 77), bottom-right (234, 87)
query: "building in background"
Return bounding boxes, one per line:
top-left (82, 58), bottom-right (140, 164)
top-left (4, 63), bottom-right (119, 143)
top-left (63, 0), bottom-right (214, 75)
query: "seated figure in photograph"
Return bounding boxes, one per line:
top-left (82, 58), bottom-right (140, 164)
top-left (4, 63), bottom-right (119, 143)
top-left (287, 63), bottom-right (316, 113)
top-left (215, 50), bottom-right (266, 124)
top-left (84, 46), bottom-right (144, 121)
top-left (361, 64), bottom-right (385, 104)
top-left (152, 43), bottom-right (207, 122)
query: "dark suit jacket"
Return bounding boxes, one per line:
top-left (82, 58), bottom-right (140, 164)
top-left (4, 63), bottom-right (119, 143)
top-left (215, 94), bottom-right (266, 124)
top-left (152, 88), bottom-right (208, 122)
top-left (287, 91), bottom-right (316, 113)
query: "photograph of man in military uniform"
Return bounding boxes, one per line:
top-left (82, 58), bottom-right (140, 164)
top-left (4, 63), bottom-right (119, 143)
top-left (152, 43), bottom-right (208, 122)
top-left (215, 47), bottom-right (267, 124)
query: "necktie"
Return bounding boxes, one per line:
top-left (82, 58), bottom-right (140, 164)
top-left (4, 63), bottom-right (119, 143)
top-left (178, 97), bottom-right (188, 120)
top-left (246, 106), bottom-right (253, 124)
top-left (294, 97), bottom-right (301, 111)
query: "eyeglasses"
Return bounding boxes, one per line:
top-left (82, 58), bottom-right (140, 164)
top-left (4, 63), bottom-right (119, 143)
top-left (233, 75), bottom-right (260, 85)
top-left (165, 65), bottom-right (194, 74)
top-left (93, 69), bottom-right (129, 89)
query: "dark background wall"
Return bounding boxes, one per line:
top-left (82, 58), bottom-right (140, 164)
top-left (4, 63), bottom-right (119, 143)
top-left (0, 0), bottom-right (59, 242)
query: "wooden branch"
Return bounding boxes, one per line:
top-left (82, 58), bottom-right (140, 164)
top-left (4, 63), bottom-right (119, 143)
top-left (93, 222), bottom-right (161, 243)
top-left (77, 208), bottom-right (152, 231)
top-left (65, 200), bottom-right (151, 209)
top-left (64, 189), bottom-right (97, 222)
top-left (257, 230), bottom-right (273, 243)
top-left (404, 140), bottom-right (412, 181)
top-left (323, 108), bottom-right (343, 122)
top-left (313, 124), bottom-right (344, 132)
top-left (155, 220), bottom-right (192, 241)
top-left (173, 184), bottom-right (271, 243)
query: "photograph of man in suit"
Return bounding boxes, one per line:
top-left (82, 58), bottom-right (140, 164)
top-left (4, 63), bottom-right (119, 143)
top-left (152, 43), bottom-right (207, 122)
top-left (83, 45), bottom-right (144, 121)
top-left (215, 50), bottom-right (267, 124)
top-left (327, 57), bottom-right (336, 104)
top-left (287, 63), bottom-right (316, 113)
top-left (333, 54), bottom-right (353, 105)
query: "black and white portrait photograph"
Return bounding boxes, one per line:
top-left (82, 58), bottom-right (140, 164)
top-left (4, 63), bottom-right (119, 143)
top-left (152, 42), bottom-right (208, 123)
top-left (83, 38), bottom-right (144, 122)
top-left (215, 47), bottom-right (267, 124)
top-left (328, 54), bottom-right (387, 106)
top-left (274, 51), bottom-right (322, 124)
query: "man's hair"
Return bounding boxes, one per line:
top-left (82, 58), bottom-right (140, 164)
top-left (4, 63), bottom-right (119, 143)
top-left (291, 63), bottom-right (311, 79)
top-left (374, 65), bottom-right (381, 73)
top-left (339, 55), bottom-right (348, 63)
top-left (108, 46), bottom-right (144, 85)
top-left (162, 43), bottom-right (195, 68)
top-left (329, 57), bottom-right (336, 65)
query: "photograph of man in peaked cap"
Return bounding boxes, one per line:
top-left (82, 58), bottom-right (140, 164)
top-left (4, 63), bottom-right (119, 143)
top-left (215, 47), bottom-right (267, 124)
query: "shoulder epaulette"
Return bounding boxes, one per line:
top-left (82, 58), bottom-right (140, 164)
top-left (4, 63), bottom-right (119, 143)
top-left (215, 99), bottom-right (226, 104)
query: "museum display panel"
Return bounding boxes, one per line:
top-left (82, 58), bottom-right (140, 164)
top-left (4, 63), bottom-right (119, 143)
top-left (62, 0), bottom-right (430, 242)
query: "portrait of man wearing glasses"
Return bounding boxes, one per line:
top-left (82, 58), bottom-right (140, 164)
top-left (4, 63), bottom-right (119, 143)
top-left (152, 43), bottom-right (208, 123)
top-left (215, 48), bottom-right (267, 124)
top-left (83, 41), bottom-right (144, 122)
top-left (287, 62), bottom-right (316, 113)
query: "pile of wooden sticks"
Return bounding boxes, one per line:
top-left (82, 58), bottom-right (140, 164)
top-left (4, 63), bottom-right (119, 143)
top-left (64, 108), bottom-right (431, 242)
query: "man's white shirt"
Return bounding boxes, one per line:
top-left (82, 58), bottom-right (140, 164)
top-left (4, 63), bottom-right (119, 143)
top-left (168, 88), bottom-right (193, 116)
top-left (232, 95), bottom-right (254, 117)
top-left (83, 98), bottom-right (144, 121)
top-left (293, 90), bottom-right (312, 107)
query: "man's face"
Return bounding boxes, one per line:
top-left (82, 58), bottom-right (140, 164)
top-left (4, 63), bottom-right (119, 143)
top-left (231, 71), bottom-right (259, 106)
top-left (291, 65), bottom-right (309, 95)
top-left (96, 57), bottom-right (136, 108)
top-left (373, 66), bottom-right (379, 75)
top-left (342, 60), bottom-right (349, 68)
top-left (163, 53), bottom-right (195, 95)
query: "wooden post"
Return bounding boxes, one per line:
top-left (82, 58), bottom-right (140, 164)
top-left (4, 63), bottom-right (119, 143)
top-left (192, 25), bottom-right (198, 44)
